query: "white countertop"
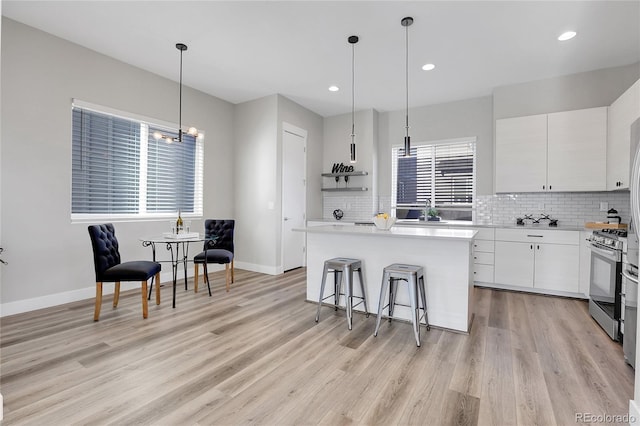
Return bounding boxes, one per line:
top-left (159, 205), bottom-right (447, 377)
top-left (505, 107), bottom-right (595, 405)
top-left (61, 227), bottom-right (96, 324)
top-left (294, 224), bottom-right (477, 241)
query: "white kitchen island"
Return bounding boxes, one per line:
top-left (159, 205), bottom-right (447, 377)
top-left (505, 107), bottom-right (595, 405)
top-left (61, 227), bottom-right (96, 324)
top-left (295, 224), bottom-right (477, 333)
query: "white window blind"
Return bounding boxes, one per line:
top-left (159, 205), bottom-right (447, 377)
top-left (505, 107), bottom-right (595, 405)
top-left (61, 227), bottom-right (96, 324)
top-left (71, 105), bottom-right (203, 219)
top-left (392, 139), bottom-right (476, 216)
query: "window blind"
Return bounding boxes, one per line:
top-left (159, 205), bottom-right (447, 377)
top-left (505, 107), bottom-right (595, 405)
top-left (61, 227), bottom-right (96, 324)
top-left (72, 108), bottom-right (141, 214)
top-left (71, 105), bottom-right (203, 219)
top-left (392, 139), bottom-right (475, 210)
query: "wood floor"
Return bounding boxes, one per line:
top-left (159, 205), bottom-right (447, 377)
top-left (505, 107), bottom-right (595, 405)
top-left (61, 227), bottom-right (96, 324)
top-left (0, 268), bottom-right (635, 425)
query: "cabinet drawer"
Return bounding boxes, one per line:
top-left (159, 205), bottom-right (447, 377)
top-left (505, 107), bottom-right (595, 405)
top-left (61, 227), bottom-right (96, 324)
top-left (472, 228), bottom-right (495, 240)
top-left (495, 228), bottom-right (578, 245)
top-left (474, 264), bottom-right (494, 283)
top-left (473, 252), bottom-right (494, 265)
top-left (473, 239), bottom-right (494, 253)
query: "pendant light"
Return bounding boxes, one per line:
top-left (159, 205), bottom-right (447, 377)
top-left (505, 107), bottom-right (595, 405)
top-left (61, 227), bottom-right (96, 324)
top-left (401, 17), bottom-right (413, 156)
top-left (349, 35), bottom-right (359, 163)
top-left (153, 43), bottom-right (199, 143)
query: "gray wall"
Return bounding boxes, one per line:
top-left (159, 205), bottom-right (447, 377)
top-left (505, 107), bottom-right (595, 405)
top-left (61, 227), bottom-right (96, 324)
top-left (1, 18), bottom-right (235, 310)
top-left (233, 95), bottom-right (279, 273)
top-left (493, 62), bottom-right (640, 119)
top-left (233, 94), bottom-right (323, 273)
top-left (378, 96), bottom-right (494, 198)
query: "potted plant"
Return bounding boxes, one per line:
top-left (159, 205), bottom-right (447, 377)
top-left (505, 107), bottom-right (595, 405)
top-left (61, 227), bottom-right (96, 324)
top-left (427, 208), bottom-right (440, 221)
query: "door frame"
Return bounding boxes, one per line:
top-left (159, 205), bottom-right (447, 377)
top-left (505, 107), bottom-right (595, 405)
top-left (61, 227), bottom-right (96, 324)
top-left (280, 122), bottom-right (308, 273)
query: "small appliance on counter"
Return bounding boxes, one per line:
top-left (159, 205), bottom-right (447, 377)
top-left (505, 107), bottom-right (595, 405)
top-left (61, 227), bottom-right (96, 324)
top-left (607, 208), bottom-right (622, 224)
top-left (332, 209), bottom-right (344, 220)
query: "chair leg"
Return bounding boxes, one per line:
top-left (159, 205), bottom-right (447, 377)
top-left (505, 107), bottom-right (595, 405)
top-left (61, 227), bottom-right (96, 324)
top-left (374, 272), bottom-right (390, 337)
top-left (94, 282), bottom-right (103, 321)
top-left (155, 272), bottom-right (161, 305)
top-left (141, 281), bottom-right (149, 319)
top-left (231, 259), bottom-right (235, 283)
top-left (113, 282), bottom-right (120, 308)
top-left (225, 263), bottom-right (230, 292)
top-left (194, 263), bottom-right (199, 293)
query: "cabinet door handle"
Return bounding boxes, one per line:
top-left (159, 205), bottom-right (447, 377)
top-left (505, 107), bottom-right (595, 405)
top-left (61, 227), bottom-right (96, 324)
top-left (527, 234), bottom-right (543, 238)
top-left (549, 185), bottom-right (552, 190)
top-left (542, 185), bottom-right (545, 190)
top-left (537, 245), bottom-right (540, 250)
top-left (530, 244), bottom-right (533, 249)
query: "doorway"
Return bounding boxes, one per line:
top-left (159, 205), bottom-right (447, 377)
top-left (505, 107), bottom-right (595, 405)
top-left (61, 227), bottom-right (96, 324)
top-left (281, 124), bottom-right (307, 272)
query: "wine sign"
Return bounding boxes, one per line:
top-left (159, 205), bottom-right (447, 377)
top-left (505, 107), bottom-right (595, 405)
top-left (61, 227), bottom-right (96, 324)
top-left (331, 162), bottom-right (355, 173)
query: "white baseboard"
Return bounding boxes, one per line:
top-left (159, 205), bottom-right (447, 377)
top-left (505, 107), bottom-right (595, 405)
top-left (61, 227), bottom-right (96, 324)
top-left (234, 261), bottom-right (279, 275)
top-left (630, 400), bottom-right (640, 426)
top-left (0, 266), bottom-right (226, 318)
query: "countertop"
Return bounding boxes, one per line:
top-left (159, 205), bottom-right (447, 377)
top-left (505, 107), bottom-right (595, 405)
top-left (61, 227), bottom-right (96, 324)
top-left (306, 218), bottom-right (587, 232)
top-left (293, 224), bottom-right (477, 241)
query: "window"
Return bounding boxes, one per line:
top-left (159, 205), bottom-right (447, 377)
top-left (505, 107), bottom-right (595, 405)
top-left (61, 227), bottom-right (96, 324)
top-left (391, 138), bottom-right (476, 221)
top-left (71, 102), bottom-right (203, 221)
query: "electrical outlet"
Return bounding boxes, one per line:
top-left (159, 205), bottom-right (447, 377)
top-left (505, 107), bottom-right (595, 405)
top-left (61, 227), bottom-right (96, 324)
top-left (600, 202), bottom-right (609, 212)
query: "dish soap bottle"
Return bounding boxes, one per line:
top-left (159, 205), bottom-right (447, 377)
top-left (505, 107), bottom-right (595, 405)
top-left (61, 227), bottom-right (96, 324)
top-left (176, 210), bottom-right (183, 233)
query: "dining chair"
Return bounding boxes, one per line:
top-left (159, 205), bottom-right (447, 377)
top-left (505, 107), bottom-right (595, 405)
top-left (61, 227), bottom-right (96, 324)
top-left (88, 223), bottom-right (161, 321)
top-left (194, 219), bottom-right (235, 294)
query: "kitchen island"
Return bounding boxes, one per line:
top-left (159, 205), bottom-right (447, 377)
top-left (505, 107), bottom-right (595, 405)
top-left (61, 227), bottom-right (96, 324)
top-left (295, 224), bottom-right (477, 333)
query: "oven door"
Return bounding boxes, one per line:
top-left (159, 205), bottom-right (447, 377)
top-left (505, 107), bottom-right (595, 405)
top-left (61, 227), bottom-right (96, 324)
top-left (590, 244), bottom-right (621, 302)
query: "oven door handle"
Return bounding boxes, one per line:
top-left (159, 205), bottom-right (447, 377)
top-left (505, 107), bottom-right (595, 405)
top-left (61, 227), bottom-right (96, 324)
top-left (589, 243), bottom-right (620, 262)
top-left (623, 269), bottom-right (639, 284)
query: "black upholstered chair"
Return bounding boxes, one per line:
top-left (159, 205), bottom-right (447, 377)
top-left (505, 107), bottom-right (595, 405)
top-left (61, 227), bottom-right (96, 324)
top-left (194, 219), bottom-right (235, 294)
top-left (88, 224), bottom-right (161, 321)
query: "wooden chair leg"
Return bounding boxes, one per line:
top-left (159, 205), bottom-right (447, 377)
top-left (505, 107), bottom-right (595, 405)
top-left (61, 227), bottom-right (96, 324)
top-left (155, 272), bottom-right (161, 305)
top-left (113, 282), bottom-right (121, 307)
top-left (194, 263), bottom-right (199, 293)
top-left (231, 259), bottom-right (235, 283)
top-left (141, 281), bottom-right (148, 319)
top-left (225, 263), bottom-right (230, 292)
top-left (94, 282), bottom-right (103, 321)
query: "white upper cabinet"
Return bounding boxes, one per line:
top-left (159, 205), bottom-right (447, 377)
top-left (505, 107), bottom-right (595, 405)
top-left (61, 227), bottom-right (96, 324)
top-left (607, 79), bottom-right (640, 190)
top-left (547, 107), bottom-right (607, 192)
top-left (495, 107), bottom-right (607, 193)
top-left (495, 114), bottom-right (547, 193)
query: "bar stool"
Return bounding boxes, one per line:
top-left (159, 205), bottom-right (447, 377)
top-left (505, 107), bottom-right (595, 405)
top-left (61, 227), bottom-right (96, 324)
top-left (374, 263), bottom-right (429, 346)
top-left (315, 257), bottom-right (369, 330)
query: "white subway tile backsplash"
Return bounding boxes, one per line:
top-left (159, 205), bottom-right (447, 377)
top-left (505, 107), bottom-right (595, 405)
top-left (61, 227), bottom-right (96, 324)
top-left (477, 191), bottom-right (630, 227)
top-left (324, 191), bottom-right (631, 227)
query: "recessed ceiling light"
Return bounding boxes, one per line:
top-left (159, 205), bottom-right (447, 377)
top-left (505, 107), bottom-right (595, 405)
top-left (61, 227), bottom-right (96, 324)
top-left (558, 31), bottom-right (577, 41)
top-left (328, 85), bottom-right (340, 92)
top-left (422, 63), bottom-right (436, 71)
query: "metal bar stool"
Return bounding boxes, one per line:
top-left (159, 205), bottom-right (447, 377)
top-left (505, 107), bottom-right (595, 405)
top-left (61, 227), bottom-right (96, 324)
top-left (374, 263), bottom-right (429, 346)
top-left (315, 257), bottom-right (369, 330)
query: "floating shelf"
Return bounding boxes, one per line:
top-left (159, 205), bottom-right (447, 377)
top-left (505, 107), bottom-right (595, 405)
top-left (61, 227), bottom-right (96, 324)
top-left (321, 171), bottom-right (368, 177)
top-left (321, 187), bottom-right (368, 192)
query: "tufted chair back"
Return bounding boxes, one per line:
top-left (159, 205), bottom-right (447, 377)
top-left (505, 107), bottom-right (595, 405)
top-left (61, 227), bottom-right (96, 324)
top-left (204, 219), bottom-right (235, 252)
top-left (88, 223), bottom-right (122, 281)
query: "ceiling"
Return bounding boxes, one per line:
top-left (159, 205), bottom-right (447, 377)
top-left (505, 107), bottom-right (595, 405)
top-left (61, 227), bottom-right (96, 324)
top-left (3, 1), bottom-right (640, 117)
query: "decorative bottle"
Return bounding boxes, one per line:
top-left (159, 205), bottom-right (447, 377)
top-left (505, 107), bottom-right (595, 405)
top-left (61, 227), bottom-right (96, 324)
top-left (176, 210), bottom-right (183, 234)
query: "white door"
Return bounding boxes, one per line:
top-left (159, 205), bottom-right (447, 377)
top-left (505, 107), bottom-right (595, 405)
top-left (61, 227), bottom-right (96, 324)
top-left (282, 126), bottom-right (306, 272)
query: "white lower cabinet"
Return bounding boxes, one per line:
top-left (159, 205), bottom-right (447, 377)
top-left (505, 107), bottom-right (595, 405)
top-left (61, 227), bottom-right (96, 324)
top-left (493, 228), bottom-right (580, 294)
top-left (472, 228), bottom-right (495, 284)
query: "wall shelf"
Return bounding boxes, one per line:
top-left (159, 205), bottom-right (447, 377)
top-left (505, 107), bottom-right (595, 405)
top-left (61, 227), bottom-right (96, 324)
top-left (321, 187), bottom-right (368, 192)
top-left (321, 170), bottom-right (368, 192)
top-left (321, 171), bottom-right (369, 177)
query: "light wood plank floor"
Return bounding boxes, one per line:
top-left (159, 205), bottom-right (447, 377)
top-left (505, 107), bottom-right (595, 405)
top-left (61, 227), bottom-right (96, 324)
top-left (1, 268), bottom-right (635, 425)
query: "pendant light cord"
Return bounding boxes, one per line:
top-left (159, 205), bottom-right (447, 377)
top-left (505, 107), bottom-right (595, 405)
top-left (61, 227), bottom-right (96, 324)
top-left (405, 21), bottom-right (409, 139)
top-left (178, 48), bottom-right (183, 142)
top-left (351, 41), bottom-right (355, 140)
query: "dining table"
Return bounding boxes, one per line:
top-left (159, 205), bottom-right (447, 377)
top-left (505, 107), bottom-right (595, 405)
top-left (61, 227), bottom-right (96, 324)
top-left (139, 233), bottom-right (218, 308)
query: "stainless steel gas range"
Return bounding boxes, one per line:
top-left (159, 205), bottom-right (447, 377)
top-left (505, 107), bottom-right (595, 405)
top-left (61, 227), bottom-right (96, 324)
top-left (587, 229), bottom-right (626, 341)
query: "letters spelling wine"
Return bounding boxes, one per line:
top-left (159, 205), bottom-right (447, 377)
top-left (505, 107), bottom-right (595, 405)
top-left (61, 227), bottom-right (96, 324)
top-left (331, 162), bottom-right (355, 173)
